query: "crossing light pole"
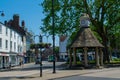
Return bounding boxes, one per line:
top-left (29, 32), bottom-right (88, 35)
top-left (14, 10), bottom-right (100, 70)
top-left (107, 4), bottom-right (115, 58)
top-left (34, 34), bottom-right (43, 77)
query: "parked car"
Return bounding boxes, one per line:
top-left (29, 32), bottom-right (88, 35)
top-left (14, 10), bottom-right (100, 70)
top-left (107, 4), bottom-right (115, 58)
top-left (48, 55), bottom-right (54, 62)
top-left (35, 57), bottom-right (41, 64)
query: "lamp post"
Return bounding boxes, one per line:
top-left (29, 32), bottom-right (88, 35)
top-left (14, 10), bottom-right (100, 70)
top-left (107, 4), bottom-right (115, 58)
top-left (39, 34), bottom-right (42, 77)
top-left (0, 11), bottom-right (5, 17)
top-left (52, 0), bottom-right (56, 73)
top-left (34, 34), bottom-right (43, 77)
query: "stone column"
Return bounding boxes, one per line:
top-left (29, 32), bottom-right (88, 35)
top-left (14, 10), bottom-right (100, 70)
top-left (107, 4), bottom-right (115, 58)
top-left (83, 47), bottom-right (88, 67)
top-left (73, 48), bottom-right (77, 65)
top-left (95, 47), bottom-right (100, 67)
top-left (100, 48), bottom-right (103, 66)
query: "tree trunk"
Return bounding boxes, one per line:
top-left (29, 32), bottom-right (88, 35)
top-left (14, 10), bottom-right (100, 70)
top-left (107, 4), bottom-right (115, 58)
top-left (102, 37), bottom-right (110, 63)
top-left (68, 49), bottom-right (72, 68)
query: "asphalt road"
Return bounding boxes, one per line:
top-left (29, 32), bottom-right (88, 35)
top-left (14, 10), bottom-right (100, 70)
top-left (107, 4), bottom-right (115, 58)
top-left (55, 76), bottom-right (120, 80)
top-left (55, 67), bottom-right (120, 80)
top-left (0, 62), bottom-right (120, 80)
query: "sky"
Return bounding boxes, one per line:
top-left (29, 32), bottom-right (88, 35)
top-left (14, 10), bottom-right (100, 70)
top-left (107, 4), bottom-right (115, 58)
top-left (0, 0), bottom-right (59, 46)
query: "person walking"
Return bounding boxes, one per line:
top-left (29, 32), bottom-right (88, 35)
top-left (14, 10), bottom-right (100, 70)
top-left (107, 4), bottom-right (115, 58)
top-left (19, 58), bottom-right (24, 69)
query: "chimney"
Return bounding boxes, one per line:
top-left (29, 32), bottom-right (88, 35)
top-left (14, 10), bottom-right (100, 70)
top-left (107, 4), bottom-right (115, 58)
top-left (13, 14), bottom-right (19, 27)
top-left (4, 21), bottom-right (7, 26)
top-left (21, 20), bottom-right (25, 29)
top-left (8, 19), bottom-right (13, 26)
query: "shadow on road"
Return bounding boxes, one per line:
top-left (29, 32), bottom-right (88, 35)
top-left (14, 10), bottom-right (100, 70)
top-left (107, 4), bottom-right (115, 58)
top-left (0, 76), bottom-right (35, 80)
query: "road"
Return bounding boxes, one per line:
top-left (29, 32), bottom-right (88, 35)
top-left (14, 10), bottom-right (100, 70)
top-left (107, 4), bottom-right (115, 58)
top-left (0, 62), bottom-right (120, 80)
top-left (0, 61), bottom-right (65, 79)
top-left (55, 67), bottom-right (120, 80)
top-left (18, 61), bottom-right (65, 70)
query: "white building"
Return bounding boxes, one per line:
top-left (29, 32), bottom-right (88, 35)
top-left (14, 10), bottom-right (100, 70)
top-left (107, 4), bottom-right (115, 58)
top-left (25, 31), bottom-right (34, 63)
top-left (59, 35), bottom-right (68, 60)
top-left (0, 15), bottom-right (26, 68)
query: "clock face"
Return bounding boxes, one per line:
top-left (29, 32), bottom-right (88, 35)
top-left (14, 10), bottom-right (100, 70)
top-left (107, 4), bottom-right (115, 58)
top-left (80, 16), bottom-right (90, 27)
top-left (80, 19), bottom-right (89, 27)
top-left (81, 20), bottom-right (85, 24)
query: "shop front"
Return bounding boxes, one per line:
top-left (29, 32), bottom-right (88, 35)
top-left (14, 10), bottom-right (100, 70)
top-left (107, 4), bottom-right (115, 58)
top-left (17, 53), bottom-right (25, 65)
top-left (9, 54), bottom-right (17, 66)
top-left (0, 53), bottom-right (9, 69)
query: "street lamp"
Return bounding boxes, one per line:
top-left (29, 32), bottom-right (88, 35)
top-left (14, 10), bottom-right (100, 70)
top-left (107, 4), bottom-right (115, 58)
top-left (52, 0), bottom-right (56, 73)
top-left (0, 11), bottom-right (5, 17)
top-left (39, 34), bottom-right (42, 77)
top-left (34, 34), bottom-right (43, 77)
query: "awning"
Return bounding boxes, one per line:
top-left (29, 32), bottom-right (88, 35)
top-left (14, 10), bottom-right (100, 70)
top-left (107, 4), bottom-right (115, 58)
top-left (17, 53), bottom-right (25, 57)
top-left (0, 53), bottom-right (9, 56)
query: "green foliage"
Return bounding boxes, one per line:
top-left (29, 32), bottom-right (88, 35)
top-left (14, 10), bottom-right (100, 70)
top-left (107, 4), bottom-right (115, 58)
top-left (55, 46), bottom-right (59, 54)
top-left (67, 29), bottom-right (79, 48)
top-left (41, 0), bottom-right (120, 42)
top-left (41, 0), bottom-right (120, 62)
top-left (89, 60), bottom-right (96, 64)
top-left (110, 59), bottom-right (120, 64)
top-left (112, 58), bottom-right (120, 61)
top-left (30, 43), bottom-right (51, 49)
top-left (30, 44), bottom-right (35, 49)
top-left (41, 0), bottom-right (83, 35)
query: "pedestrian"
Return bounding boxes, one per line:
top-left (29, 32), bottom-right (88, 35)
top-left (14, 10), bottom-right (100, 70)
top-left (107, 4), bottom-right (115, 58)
top-left (9, 61), bottom-right (11, 69)
top-left (19, 59), bottom-right (24, 69)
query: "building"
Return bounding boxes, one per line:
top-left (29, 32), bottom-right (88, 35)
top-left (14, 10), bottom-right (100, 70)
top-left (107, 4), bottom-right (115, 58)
top-left (25, 31), bottom-right (34, 63)
top-left (0, 14), bottom-right (26, 68)
top-left (59, 35), bottom-right (68, 60)
top-left (68, 14), bottom-right (104, 67)
top-left (20, 19), bottom-right (35, 63)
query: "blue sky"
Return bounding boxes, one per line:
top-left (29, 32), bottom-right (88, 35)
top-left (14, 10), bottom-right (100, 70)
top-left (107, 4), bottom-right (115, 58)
top-left (0, 0), bottom-right (59, 46)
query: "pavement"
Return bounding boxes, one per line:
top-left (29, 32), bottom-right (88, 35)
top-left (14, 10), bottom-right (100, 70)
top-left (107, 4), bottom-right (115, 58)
top-left (29, 67), bottom-right (116, 80)
top-left (9, 67), bottom-right (120, 80)
top-left (30, 69), bottom-right (93, 80)
top-left (0, 62), bottom-right (36, 72)
top-left (0, 62), bottom-right (120, 80)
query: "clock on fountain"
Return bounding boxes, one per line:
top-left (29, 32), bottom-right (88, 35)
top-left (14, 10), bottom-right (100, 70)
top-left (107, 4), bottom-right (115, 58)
top-left (80, 13), bottom-right (90, 28)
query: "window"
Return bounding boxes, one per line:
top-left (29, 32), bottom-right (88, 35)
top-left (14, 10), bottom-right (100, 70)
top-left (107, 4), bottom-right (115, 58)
top-left (5, 40), bottom-right (8, 49)
top-left (17, 36), bottom-right (19, 42)
top-left (0, 38), bottom-right (2, 48)
top-left (6, 27), bottom-right (8, 36)
top-left (14, 42), bottom-right (16, 51)
top-left (10, 41), bottom-right (12, 50)
top-left (14, 32), bottom-right (16, 39)
top-left (21, 37), bottom-right (23, 42)
top-left (10, 30), bottom-right (12, 38)
top-left (18, 45), bottom-right (19, 52)
top-left (20, 46), bottom-right (22, 52)
top-left (0, 25), bottom-right (2, 34)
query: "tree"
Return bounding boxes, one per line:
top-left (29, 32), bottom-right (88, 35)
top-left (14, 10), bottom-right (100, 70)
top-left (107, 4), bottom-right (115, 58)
top-left (41, 0), bottom-right (120, 62)
top-left (30, 43), bottom-right (51, 57)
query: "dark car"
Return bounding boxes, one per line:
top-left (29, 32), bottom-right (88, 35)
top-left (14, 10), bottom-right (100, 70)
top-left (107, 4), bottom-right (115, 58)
top-left (35, 58), bottom-right (41, 64)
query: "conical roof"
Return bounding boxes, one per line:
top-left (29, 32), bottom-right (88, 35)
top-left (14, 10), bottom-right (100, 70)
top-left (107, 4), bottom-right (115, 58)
top-left (71, 28), bottom-right (104, 48)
